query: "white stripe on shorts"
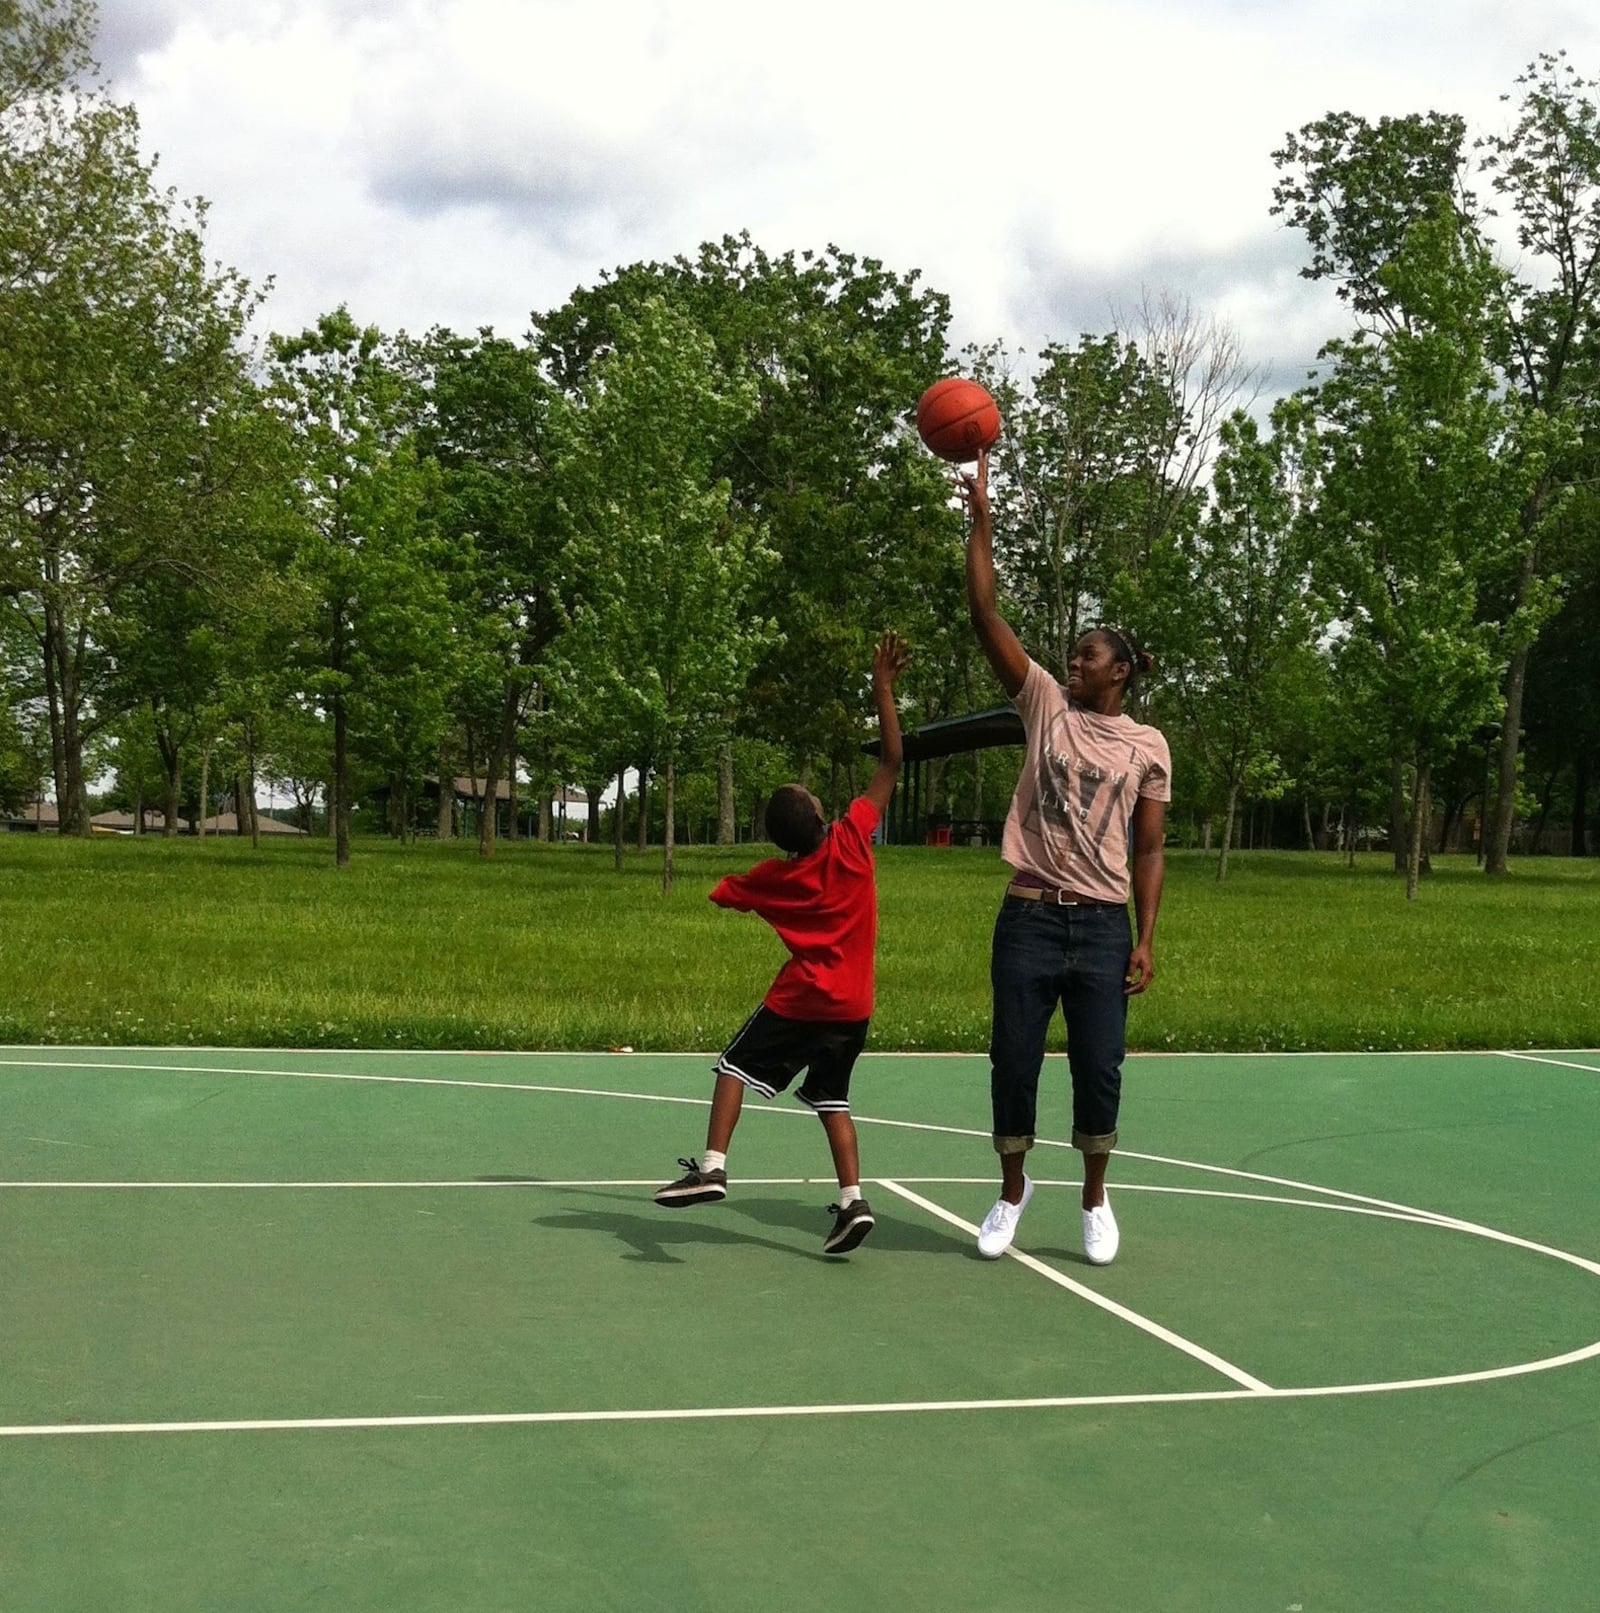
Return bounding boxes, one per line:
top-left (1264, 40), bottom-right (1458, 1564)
top-left (716, 1059), bottom-right (777, 1099)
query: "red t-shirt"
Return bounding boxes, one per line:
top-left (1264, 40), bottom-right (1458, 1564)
top-left (708, 796), bottom-right (880, 1022)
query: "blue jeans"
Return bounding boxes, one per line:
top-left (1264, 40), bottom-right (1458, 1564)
top-left (989, 897), bottom-right (1132, 1156)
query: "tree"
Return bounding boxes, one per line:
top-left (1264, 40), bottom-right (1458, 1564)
top-left (1159, 404), bottom-right (1320, 879)
top-left (1272, 59), bottom-right (1600, 874)
top-left (0, 0), bottom-right (94, 115)
top-left (538, 234), bottom-right (954, 794)
top-left (1474, 54), bottom-right (1600, 872)
top-left (408, 329), bottom-right (566, 858)
top-left (1303, 203), bottom-right (1569, 899)
top-left (543, 296), bottom-right (775, 892)
top-left (971, 303), bottom-right (1254, 679)
top-left (1, 54), bottom-right (266, 832)
top-left (270, 309), bottom-right (443, 866)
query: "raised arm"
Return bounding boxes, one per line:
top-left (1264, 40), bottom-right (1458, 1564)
top-left (864, 630), bottom-right (912, 815)
top-left (959, 451), bottom-right (1029, 699)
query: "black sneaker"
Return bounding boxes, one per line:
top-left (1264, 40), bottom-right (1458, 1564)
top-left (823, 1198), bottom-right (875, 1255)
top-left (653, 1158), bottom-right (728, 1208)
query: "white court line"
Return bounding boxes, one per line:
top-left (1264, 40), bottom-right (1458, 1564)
top-left (0, 1390), bottom-right (1277, 1438)
top-left (0, 1178), bottom-right (1448, 1217)
top-left (0, 1058), bottom-right (721, 1110)
top-left (0, 1177), bottom-right (825, 1190)
top-left (1498, 1050), bottom-right (1600, 1075)
top-left (1, 1044), bottom-right (1558, 1059)
top-left (12, 1340), bottom-right (1600, 1440)
top-left (875, 1179), bottom-right (1273, 1392)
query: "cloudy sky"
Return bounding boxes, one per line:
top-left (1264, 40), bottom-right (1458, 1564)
top-left (96, 0), bottom-right (1600, 391)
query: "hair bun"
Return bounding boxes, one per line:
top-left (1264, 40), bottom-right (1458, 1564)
top-left (1137, 650), bottom-right (1155, 673)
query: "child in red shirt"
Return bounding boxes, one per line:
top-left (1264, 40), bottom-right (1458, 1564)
top-left (654, 632), bottom-right (910, 1255)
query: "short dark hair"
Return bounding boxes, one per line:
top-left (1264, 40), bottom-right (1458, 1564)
top-left (765, 785), bottom-right (823, 854)
top-left (1093, 624), bottom-right (1153, 696)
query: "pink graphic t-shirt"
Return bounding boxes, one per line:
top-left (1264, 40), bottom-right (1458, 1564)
top-left (1000, 658), bottom-right (1172, 904)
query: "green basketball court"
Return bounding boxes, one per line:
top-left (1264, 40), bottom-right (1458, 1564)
top-left (3, 1045), bottom-right (1597, 1611)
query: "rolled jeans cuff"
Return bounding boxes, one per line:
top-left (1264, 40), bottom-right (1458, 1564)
top-left (993, 1133), bottom-right (1034, 1156)
top-left (1072, 1128), bottom-right (1117, 1155)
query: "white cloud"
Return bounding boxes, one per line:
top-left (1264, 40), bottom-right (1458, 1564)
top-left (94, 0), bottom-right (1600, 369)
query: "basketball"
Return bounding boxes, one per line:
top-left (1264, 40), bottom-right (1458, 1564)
top-left (916, 376), bottom-right (1001, 462)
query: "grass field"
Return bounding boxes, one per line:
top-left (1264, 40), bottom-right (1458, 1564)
top-left (2, 835), bottom-right (1597, 1051)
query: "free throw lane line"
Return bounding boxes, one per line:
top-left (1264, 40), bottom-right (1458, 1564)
top-left (1497, 1050), bottom-right (1600, 1075)
top-left (875, 1179), bottom-right (1273, 1393)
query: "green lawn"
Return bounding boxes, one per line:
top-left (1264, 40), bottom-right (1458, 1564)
top-left (2, 835), bottom-right (1596, 1050)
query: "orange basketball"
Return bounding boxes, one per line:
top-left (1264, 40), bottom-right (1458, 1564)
top-left (916, 376), bottom-right (1001, 462)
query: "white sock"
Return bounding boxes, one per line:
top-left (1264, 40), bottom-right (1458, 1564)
top-left (702, 1149), bottom-right (727, 1174)
top-left (838, 1184), bottom-right (862, 1207)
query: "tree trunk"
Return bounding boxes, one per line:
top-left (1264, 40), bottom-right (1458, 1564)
top-left (1487, 526), bottom-right (1540, 875)
top-left (1488, 664), bottom-right (1527, 866)
top-left (1303, 799), bottom-right (1315, 852)
top-left (478, 686), bottom-right (517, 861)
top-left (154, 706), bottom-right (183, 837)
top-left (1573, 752), bottom-right (1590, 857)
top-left (1405, 762), bottom-right (1431, 902)
top-left (613, 767), bottom-right (626, 872)
top-left (41, 599), bottom-right (90, 836)
top-left (538, 794), bottom-right (553, 843)
top-left (437, 747), bottom-right (454, 839)
top-left (386, 775), bottom-right (404, 838)
top-left (333, 690), bottom-right (351, 868)
top-left (1390, 754), bottom-right (1407, 874)
top-left (662, 754), bottom-right (677, 894)
top-left (717, 738), bottom-right (735, 845)
top-left (57, 676), bottom-right (90, 835)
top-left (1217, 780), bottom-right (1239, 882)
top-left (40, 610), bottom-right (67, 822)
top-left (636, 762), bottom-right (649, 852)
top-left (505, 735), bottom-right (520, 842)
top-left (198, 742), bottom-right (213, 841)
top-left (244, 726), bottom-right (260, 848)
top-left (1200, 816), bottom-right (1212, 852)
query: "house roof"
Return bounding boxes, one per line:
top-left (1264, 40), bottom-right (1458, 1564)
top-left (91, 810), bottom-right (191, 832)
top-left (202, 812), bottom-right (307, 835)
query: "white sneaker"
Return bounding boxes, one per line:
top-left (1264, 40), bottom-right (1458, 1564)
top-left (977, 1175), bottom-right (1034, 1259)
top-left (1083, 1193), bottom-right (1119, 1266)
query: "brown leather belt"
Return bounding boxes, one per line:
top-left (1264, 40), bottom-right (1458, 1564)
top-left (1006, 881), bottom-right (1124, 908)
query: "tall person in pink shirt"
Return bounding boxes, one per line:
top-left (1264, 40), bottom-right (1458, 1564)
top-left (959, 452), bottom-right (1170, 1266)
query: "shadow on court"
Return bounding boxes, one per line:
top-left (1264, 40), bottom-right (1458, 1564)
top-left (530, 1189), bottom-right (974, 1263)
top-left (1022, 1244), bottom-right (1093, 1267)
top-left (732, 1193), bottom-right (980, 1257)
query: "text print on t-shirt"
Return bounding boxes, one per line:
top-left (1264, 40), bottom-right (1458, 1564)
top-left (1029, 713), bottom-right (1140, 857)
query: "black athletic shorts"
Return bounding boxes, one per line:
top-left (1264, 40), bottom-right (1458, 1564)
top-left (713, 1006), bottom-right (870, 1114)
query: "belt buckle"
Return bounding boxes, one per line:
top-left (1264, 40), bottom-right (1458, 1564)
top-left (1052, 888), bottom-right (1078, 906)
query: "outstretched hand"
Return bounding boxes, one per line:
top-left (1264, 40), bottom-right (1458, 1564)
top-left (872, 629), bottom-right (912, 686)
top-left (956, 449), bottom-right (990, 528)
